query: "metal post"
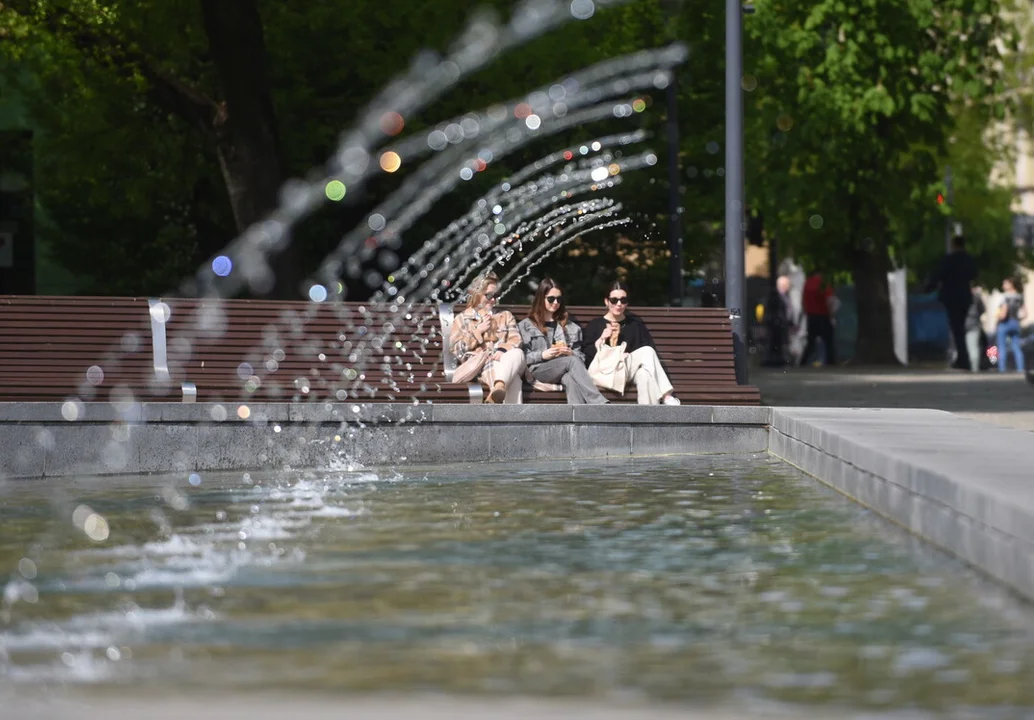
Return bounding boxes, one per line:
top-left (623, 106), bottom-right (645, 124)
top-left (725, 0), bottom-right (747, 384)
top-left (665, 73), bottom-right (684, 307)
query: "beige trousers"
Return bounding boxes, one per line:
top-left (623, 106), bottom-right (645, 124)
top-left (625, 346), bottom-right (674, 405)
top-left (479, 348), bottom-right (526, 404)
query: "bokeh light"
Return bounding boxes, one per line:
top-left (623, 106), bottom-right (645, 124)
top-left (325, 180), bottom-right (347, 201)
top-left (632, 98), bottom-right (647, 112)
top-left (309, 284), bottom-right (329, 303)
top-left (380, 151), bottom-right (402, 173)
top-left (379, 111), bottom-right (405, 136)
top-left (212, 255), bottom-right (233, 277)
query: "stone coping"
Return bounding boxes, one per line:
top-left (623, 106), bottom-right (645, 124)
top-left (770, 407), bottom-right (1034, 601)
top-left (0, 402), bottom-right (772, 426)
top-left (0, 403), bottom-right (772, 481)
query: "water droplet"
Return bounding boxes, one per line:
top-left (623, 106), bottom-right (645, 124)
top-left (61, 400), bottom-right (82, 422)
top-left (809, 214), bottom-right (824, 229)
top-left (188, 473), bottom-right (202, 486)
top-left (428, 130), bottom-right (448, 151)
top-left (570, 0), bottom-right (595, 19)
top-left (86, 365), bottom-right (104, 386)
top-left (84, 513), bottom-right (110, 542)
top-left (17, 558), bottom-right (37, 579)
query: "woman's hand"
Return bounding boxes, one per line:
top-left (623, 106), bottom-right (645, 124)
top-left (476, 317), bottom-right (494, 335)
top-left (598, 323), bottom-right (614, 344)
top-left (543, 346), bottom-right (572, 361)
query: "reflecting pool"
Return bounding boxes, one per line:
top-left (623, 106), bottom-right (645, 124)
top-left (1, 454), bottom-right (1032, 716)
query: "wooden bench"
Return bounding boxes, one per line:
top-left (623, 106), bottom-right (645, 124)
top-left (0, 295), bottom-right (760, 405)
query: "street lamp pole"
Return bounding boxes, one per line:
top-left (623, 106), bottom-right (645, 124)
top-left (666, 72), bottom-right (684, 307)
top-left (725, 0), bottom-right (747, 384)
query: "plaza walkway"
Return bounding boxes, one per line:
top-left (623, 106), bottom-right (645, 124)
top-left (752, 365), bottom-right (1034, 432)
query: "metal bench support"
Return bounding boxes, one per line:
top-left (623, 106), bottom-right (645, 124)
top-left (438, 302), bottom-right (482, 403)
top-left (148, 298), bottom-right (195, 403)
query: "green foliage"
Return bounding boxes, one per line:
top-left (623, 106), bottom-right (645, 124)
top-left (0, 0), bottom-right (1023, 315)
top-left (745, 0), bottom-right (1014, 272)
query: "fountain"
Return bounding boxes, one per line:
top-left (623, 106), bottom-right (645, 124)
top-left (3, 1), bottom-right (1034, 717)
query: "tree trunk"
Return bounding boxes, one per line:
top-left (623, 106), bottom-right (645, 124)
top-left (200, 0), bottom-right (301, 299)
top-left (852, 238), bottom-right (899, 365)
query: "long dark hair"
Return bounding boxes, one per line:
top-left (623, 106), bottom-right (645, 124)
top-left (527, 277), bottom-right (568, 333)
top-left (605, 280), bottom-right (630, 307)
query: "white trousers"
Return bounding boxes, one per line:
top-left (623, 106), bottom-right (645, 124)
top-left (625, 346), bottom-right (674, 405)
top-left (479, 348), bottom-right (526, 404)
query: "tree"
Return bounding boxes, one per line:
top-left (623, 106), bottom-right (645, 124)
top-left (1, 0), bottom-right (296, 293)
top-left (1, 0), bottom-right (701, 301)
top-left (744, 0), bottom-right (1013, 363)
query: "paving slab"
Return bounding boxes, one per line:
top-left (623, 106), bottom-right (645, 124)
top-left (752, 365), bottom-right (1034, 432)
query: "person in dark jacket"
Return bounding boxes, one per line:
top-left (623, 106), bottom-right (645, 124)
top-left (581, 281), bottom-right (680, 405)
top-left (927, 235), bottom-right (978, 370)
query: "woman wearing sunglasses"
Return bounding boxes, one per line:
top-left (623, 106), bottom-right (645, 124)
top-left (517, 278), bottom-right (608, 405)
top-left (582, 281), bottom-right (681, 405)
top-left (450, 272), bottom-right (526, 404)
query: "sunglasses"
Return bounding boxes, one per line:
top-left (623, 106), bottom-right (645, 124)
top-left (607, 296), bottom-right (629, 305)
top-left (484, 291), bottom-right (498, 300)
top-left (544, 295), bottom-right (563, 304)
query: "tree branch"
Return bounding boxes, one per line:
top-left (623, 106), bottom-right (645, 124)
top-left (0, 1), bottom-right (222, 134)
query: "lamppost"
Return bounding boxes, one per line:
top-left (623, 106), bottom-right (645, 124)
top-left (664, 0), bottom-right (684, 307)
top-left (666, 72), bottom-right (684, 306)
top-left (725, 1), bottom-right (751, 384)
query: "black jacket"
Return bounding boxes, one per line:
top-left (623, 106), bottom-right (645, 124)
top-left (927, 250), bottom-right (977, 310)
top-left (581, 313), bottom-right (656, 366)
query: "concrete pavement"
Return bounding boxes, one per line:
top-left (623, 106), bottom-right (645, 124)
top-left (752, 365), bottom-right (1034, 432)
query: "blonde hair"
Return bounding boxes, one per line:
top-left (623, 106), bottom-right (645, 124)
top-left (466, 272), bottom-right (500, 309)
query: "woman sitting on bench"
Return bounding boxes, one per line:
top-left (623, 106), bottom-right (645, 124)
top-left (518, 278), bottom-right (608, 405)
top-left (449, 272), bottom-right (526, 404)
top-left (581, 281), bottom-right (681, 405)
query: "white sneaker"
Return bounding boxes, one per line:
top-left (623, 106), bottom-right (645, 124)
top-left (662, 395), bottom-right (681, 406)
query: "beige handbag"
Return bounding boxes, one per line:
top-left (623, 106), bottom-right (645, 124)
top-left (452, 349), bottom-right (492, 384)
top-left (587, 332), bottom-right (627, 395)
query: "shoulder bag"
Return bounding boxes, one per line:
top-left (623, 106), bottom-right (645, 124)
top-left (587, 331), bottom-right (627, 395)
top-left (452, 349), bottom-right (492, 384)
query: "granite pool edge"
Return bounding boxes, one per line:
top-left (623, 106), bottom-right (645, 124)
top-left (0, 402), bottom-right (772, 480)
top-left (769, 407), bottom-right (1034, 602)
